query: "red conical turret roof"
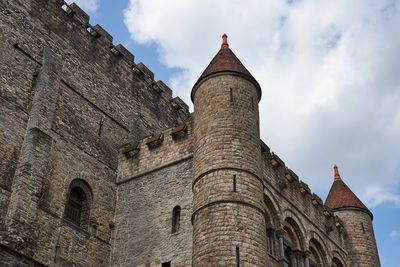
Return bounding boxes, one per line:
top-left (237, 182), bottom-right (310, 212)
top-left (191, 34), bottom-right (261, 102)
top-left (325, 165), bottom-right (371, 217)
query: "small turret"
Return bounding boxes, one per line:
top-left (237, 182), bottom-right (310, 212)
top-left (325, 165), bottom-right (380, 266)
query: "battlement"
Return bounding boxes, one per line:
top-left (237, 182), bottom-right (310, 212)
top-left (117, 117), bottom-right (193, 184)
top-left (56, 0), bottom-right (189, 110)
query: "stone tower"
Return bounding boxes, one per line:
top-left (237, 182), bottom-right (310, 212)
top-left (191, 34), bottom-right (268, 266)
top-left (325, 165), bottom-right (381, 267)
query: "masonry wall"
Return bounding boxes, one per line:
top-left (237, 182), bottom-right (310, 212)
top-left (114, 122), bottom-right (194, 267)
top-left (0, 0), bottom-right (188, 266)
top-left (334, 209), bottom-right (380, 267)
top-left (260, 144), bottom-right (350, 266)
top-left (191, 74), bottom-right (268, 266)
top-left (0, 0), bottom-right (380, 266)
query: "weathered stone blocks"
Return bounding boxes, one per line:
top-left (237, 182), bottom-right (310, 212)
top-left (192, 74), bottom-right (267, 266)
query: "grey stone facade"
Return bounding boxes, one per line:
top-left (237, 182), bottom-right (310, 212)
top-left (0, 1), bottom-right (380, 267)
top-left (0, 0), bottom-right (188, 266)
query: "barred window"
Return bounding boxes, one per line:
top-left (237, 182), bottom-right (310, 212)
top-left (66, 187), bottom-right (84, 223)
top-left (64, 179), bottom-right (92, 229)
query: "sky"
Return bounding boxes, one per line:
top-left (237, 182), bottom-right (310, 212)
top-left (69, 0), bottom-right (400, 265)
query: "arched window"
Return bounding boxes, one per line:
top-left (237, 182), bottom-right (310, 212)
top-left (64, 179), bottom-right (92, 229)
top-left (172, 206), bottom-right (181, 233)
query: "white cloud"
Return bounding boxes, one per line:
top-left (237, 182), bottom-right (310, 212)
top-left (66, 0), bottom-right (99, 13)
top-left (123, 0), bottom-right (400, 206)
top-left (363, 186), bottom-right (400, 208)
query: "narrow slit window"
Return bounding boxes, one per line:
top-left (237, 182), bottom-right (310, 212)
top-left (236, 246), bottom-right (240, 267)
top-left (361, 222), bottom-right (365, 233)
top-left (172, 206), bottom-right (181, 233)
top-left (98, 118), bottom-right (104, 136)
top-left (233, 175), bottom-right (237, 192)
top-left (230, 88), bottom-right (233, 102)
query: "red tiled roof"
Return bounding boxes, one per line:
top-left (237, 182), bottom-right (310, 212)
top-left (325, 165), bottom-right (370, 212)
top-left (191, 34), bottom-right (261, 101)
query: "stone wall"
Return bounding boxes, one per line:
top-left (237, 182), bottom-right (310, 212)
top-left (260, 143), bottom-right (349, 266)
top-left (192, 74), bottom-right (268, 266)
top-left (114, 119), bottom-right (193, 266)
top-left (0, 0), bottom-right (381, 266)
top-left (114, 71), bottom-right (351, 266)
top-left (335, 209), bottom-right (380, 266)
top-left (0, 0), bottom-right (188, 266)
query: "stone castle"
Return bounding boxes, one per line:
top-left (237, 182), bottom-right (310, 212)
top-left (0, 0), bottom-right (381, 266)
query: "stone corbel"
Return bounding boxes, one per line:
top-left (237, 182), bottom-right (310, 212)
top-left (271, 152), bottom-right (285, 168)
top-left (146, 133), bottom-right (163, 149)
top-left (121, 142), bottom-right (140, 158)
top-left (285, 168), bottom-right (298, 182)
top-left (170, 124), bottom-right (188, 140)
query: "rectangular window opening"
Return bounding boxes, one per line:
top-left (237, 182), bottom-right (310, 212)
top-left (230, 88), bottom-right (233, 102)
top-left (172, 206), bottom-right (181, 233)
top-left (233, 175), bottom-right (237, 192)
top-left (98, 118), bottom-right (104, 136)
top-left (162, 262), bottom-right (171, 267)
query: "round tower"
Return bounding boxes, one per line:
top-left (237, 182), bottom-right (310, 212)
top-left (191, 34), bottom-right (267, 266)
top-left (325, 165), bottom-right (381, 266)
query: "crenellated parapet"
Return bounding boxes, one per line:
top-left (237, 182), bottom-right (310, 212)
top-left (38, 1), bottom-right (191, 113)
top-left (117, 117), bottom-right (193, 184)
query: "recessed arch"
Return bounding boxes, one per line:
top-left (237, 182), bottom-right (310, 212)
top-left (281, 209), bottom-right (307, 251)
top-left (331, 250), bottom-right (347, 267)
top-left (263, 187), bottom-right (281, 214)
top-left (309, 230), bottom-right (331, 260)
top-left (309, 238), bottom-right (328, 267)
top-left (263, 190), bottom-right (281, 228)
top-left (263, 190), bottom-right (282, 258)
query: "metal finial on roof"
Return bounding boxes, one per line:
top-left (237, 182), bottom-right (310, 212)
top-left (221, 33), bottom-right (229, 48)
top-left (334, 164), bottom-right (341, 181)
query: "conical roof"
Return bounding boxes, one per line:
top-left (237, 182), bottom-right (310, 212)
top-left (325, 165), bottom-right (371, 217)
top-left (191, 34), bottom-right (261, 102)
